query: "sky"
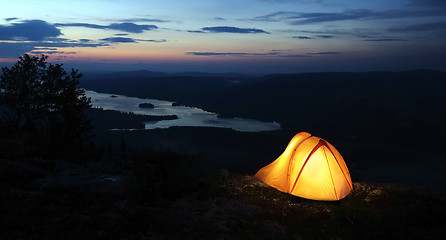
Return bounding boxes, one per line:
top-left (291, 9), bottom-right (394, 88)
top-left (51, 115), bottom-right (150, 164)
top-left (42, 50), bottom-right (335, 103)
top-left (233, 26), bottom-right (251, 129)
top-left (1, 0), bottom-right (445, 74)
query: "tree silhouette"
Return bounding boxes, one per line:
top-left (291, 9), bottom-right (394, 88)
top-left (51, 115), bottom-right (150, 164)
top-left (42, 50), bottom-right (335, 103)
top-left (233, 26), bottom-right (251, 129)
top-left (0, 54), bottom-right (92, 156)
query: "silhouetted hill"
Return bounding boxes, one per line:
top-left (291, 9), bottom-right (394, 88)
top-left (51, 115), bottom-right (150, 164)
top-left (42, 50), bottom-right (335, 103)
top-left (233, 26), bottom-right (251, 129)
top-left (172, 71), bottom-right (252, 79)
top-left (80, 70), bottom-right (446, 170)
top-left (202, 70), bottom-right (446, 122)
top-left (80, 71), bottom-right (242, 104)
top-left (87, 70), bottom-right (168, 79)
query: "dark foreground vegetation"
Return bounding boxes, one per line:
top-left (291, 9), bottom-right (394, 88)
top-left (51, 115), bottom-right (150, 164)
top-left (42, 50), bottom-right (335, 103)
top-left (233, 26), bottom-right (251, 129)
top-left (1, 151), bottom-right (445, 239)
top-left (1, 56), bottom-right (445, 239)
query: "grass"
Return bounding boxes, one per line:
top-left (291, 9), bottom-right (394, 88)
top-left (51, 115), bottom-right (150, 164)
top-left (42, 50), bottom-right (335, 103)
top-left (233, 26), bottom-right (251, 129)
top-left (224, 175), bottom-right (445, 239)
top-left (1, 150), bottom-right (444, 240)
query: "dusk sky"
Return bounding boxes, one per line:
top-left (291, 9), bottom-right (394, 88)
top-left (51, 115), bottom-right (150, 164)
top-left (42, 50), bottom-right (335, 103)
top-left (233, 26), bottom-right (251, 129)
top-left (1, 0), bottom-right (445, 74)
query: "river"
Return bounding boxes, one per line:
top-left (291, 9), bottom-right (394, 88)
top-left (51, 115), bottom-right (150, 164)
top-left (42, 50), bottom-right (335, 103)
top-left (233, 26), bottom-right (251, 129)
top-left (85, 90), bottom-right (280, 132)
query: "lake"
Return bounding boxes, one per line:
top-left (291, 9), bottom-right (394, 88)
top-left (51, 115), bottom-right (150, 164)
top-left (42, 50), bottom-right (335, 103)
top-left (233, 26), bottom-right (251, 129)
top-left (85, 90), bottom-right (281, 132)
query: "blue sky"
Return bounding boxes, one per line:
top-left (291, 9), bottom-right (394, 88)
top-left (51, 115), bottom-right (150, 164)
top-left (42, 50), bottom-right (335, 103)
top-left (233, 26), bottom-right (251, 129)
top-left (1, 0), bottom-right (445, 74)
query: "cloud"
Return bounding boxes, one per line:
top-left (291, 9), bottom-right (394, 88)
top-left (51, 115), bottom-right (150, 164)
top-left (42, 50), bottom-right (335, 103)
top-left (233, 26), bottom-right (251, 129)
top-left (187, 52), bottom-right (249, 56)
top-left (108, 23), bottom-right (157, 33)
top-left (0, 19), bottom-right (167, 58)
top-left (5, 17), bottom-right (19, 21)
top-left (363, 38), bottom-right (407, 42)
top-left (293, 35), bottom-right (334, 39)
top-left (294, 29), bottom-right (381, 40)
top-left (186, 51), bottom-right (342, 58)
top-left (79, 39), bottom-right (92, 43)
top-left (30, 49), bottom-right (77, 55)
top-left (292, 10), bottom-right (374, 24)
top-left (293, 36), bottom-right (312, 39)
top-left (0, 42), bottom-right (35, 58)
top-left (119, 17), bottom-right (169, 23)
top-left (281, 54), bottom-right (311, 57)
top-left (100, 37), bottom-right (166, 43)
top-left (55, 22), bottom-right (158, 33)
top-left (252, 9), bottom-right (446, 25)
top-left (0, 19), bottom-right (165, 58)
top-left (199, 26), bottom-right (269, 34)
top-left (0, 20), bottom-right (61, 41)
top-left (186, 51), bottom-right (277, 56)
top-left (307, 51), bottom-right (342, 55)
top-left (187, 30), bottom-right (205, 33)
top-left (36, 40), bottom-right (108, 48)
top-left (408, 0), bottom-right (446, 8)
top-left (100, 37), bottom-right (136, 43)
top-left (388, 21), bottom-right (446, 32)
top-left (317, 35), bottom-right (334, 39)
top-left (33, 47), bottom-right (58, 51)
top-left (0, 38), bottom-right (108, 58)
top-left (139, 39), bottom-right (166, 43)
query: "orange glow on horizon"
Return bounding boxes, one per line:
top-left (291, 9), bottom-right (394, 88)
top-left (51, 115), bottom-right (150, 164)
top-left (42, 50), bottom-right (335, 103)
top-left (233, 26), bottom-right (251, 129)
top-left (0, 58), bottom-right (17, 63)
top-left (42, 45), bottom-right (284, 66)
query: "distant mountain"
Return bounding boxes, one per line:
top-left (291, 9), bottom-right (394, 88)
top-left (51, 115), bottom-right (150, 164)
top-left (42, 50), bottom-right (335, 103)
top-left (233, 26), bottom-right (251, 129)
top-left (172, 71), bottom-right (252, 79)
top-left (85, 70), bottom-right (168, 80)
top-left (80, 69), bottom-right (446, 166)
top-left (201, 69), bottom-right (446, 123)
top-left (77, 68), bottom-right (446, 177)
top-left (83, 70), bottom-right (253, 80)
top-left (81, 70), bottom-right (446, 120)
top-left (79, 70), bottom-right (240, 104)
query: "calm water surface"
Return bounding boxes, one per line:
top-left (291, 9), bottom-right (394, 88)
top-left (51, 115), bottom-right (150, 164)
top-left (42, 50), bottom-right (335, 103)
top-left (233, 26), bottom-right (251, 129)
top-left (85, 90), bottom-right (280, 132)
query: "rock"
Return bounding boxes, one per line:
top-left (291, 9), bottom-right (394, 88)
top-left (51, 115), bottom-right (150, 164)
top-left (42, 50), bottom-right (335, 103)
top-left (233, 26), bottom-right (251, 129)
top-left (89, 175), bottom-right (126, 195)
top-left (138, 103), bottom-right (155, 108)
top-left (218, 169), bottom-right (230, 181)
top-left (8, 189), bottom-right (24, 198)
top-left (53, 159), bottom-right (80, 172)
top-left (262, 220), bottom-right (289, 240)
top-left (110, 95), bottom-right (117, 98)
top-left (204, 197), bottom-right (264, 221)
top-left (0, 158), bottom-right (47, 187)
top-left (34, 159), bottom-right (129, 195)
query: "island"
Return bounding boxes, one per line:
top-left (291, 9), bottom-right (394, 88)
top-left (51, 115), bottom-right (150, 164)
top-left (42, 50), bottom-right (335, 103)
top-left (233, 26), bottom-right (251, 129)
top-left (146, 115), bottom-right (178, 122)
top-left (138, 103), bottom-right (155, 108)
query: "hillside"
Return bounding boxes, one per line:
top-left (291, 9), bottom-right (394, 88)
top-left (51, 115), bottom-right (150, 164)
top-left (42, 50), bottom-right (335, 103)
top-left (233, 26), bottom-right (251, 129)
top-left (80, 71), bottom-right (239, 104)
top-left (2, 69), bottom-right (445, 239)
top-left (1, 152), bottom-right (444, 240)
top-left (80, 70), bottom-right (446, 170)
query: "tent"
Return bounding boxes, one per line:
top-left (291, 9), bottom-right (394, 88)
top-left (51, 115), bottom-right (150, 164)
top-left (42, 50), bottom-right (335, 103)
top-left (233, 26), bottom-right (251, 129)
top-left (254, 132), bottom-right (353, 201)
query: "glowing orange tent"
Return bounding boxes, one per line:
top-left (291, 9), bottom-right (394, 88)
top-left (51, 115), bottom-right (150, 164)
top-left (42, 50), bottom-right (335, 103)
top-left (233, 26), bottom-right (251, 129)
top-left (254, 132), bottom-right (353, 201)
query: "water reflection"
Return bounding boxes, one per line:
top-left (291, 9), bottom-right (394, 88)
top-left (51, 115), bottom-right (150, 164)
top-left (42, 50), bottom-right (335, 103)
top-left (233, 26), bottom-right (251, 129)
top-left (85, 90), bottom-right (280, 132)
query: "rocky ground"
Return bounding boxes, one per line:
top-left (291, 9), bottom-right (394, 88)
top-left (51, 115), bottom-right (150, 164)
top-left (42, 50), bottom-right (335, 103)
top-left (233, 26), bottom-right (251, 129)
top-left (1, 154), bottom-right (445, 240)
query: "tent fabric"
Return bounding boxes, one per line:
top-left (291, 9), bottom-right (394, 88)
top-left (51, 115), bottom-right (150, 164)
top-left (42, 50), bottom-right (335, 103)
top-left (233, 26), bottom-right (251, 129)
top-left (254, 132), bottom-right (353, 201)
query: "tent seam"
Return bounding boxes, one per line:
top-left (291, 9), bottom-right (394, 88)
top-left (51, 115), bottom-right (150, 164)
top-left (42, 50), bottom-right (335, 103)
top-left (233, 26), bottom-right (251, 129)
top-left (290, 139), bottom-right (324, 193)
top-left (323, 143), bottom-right (338, 200)
top-left (326, 143), bottom-right (353, 191)
top-left (286, 134), bottom-right (312, 191)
